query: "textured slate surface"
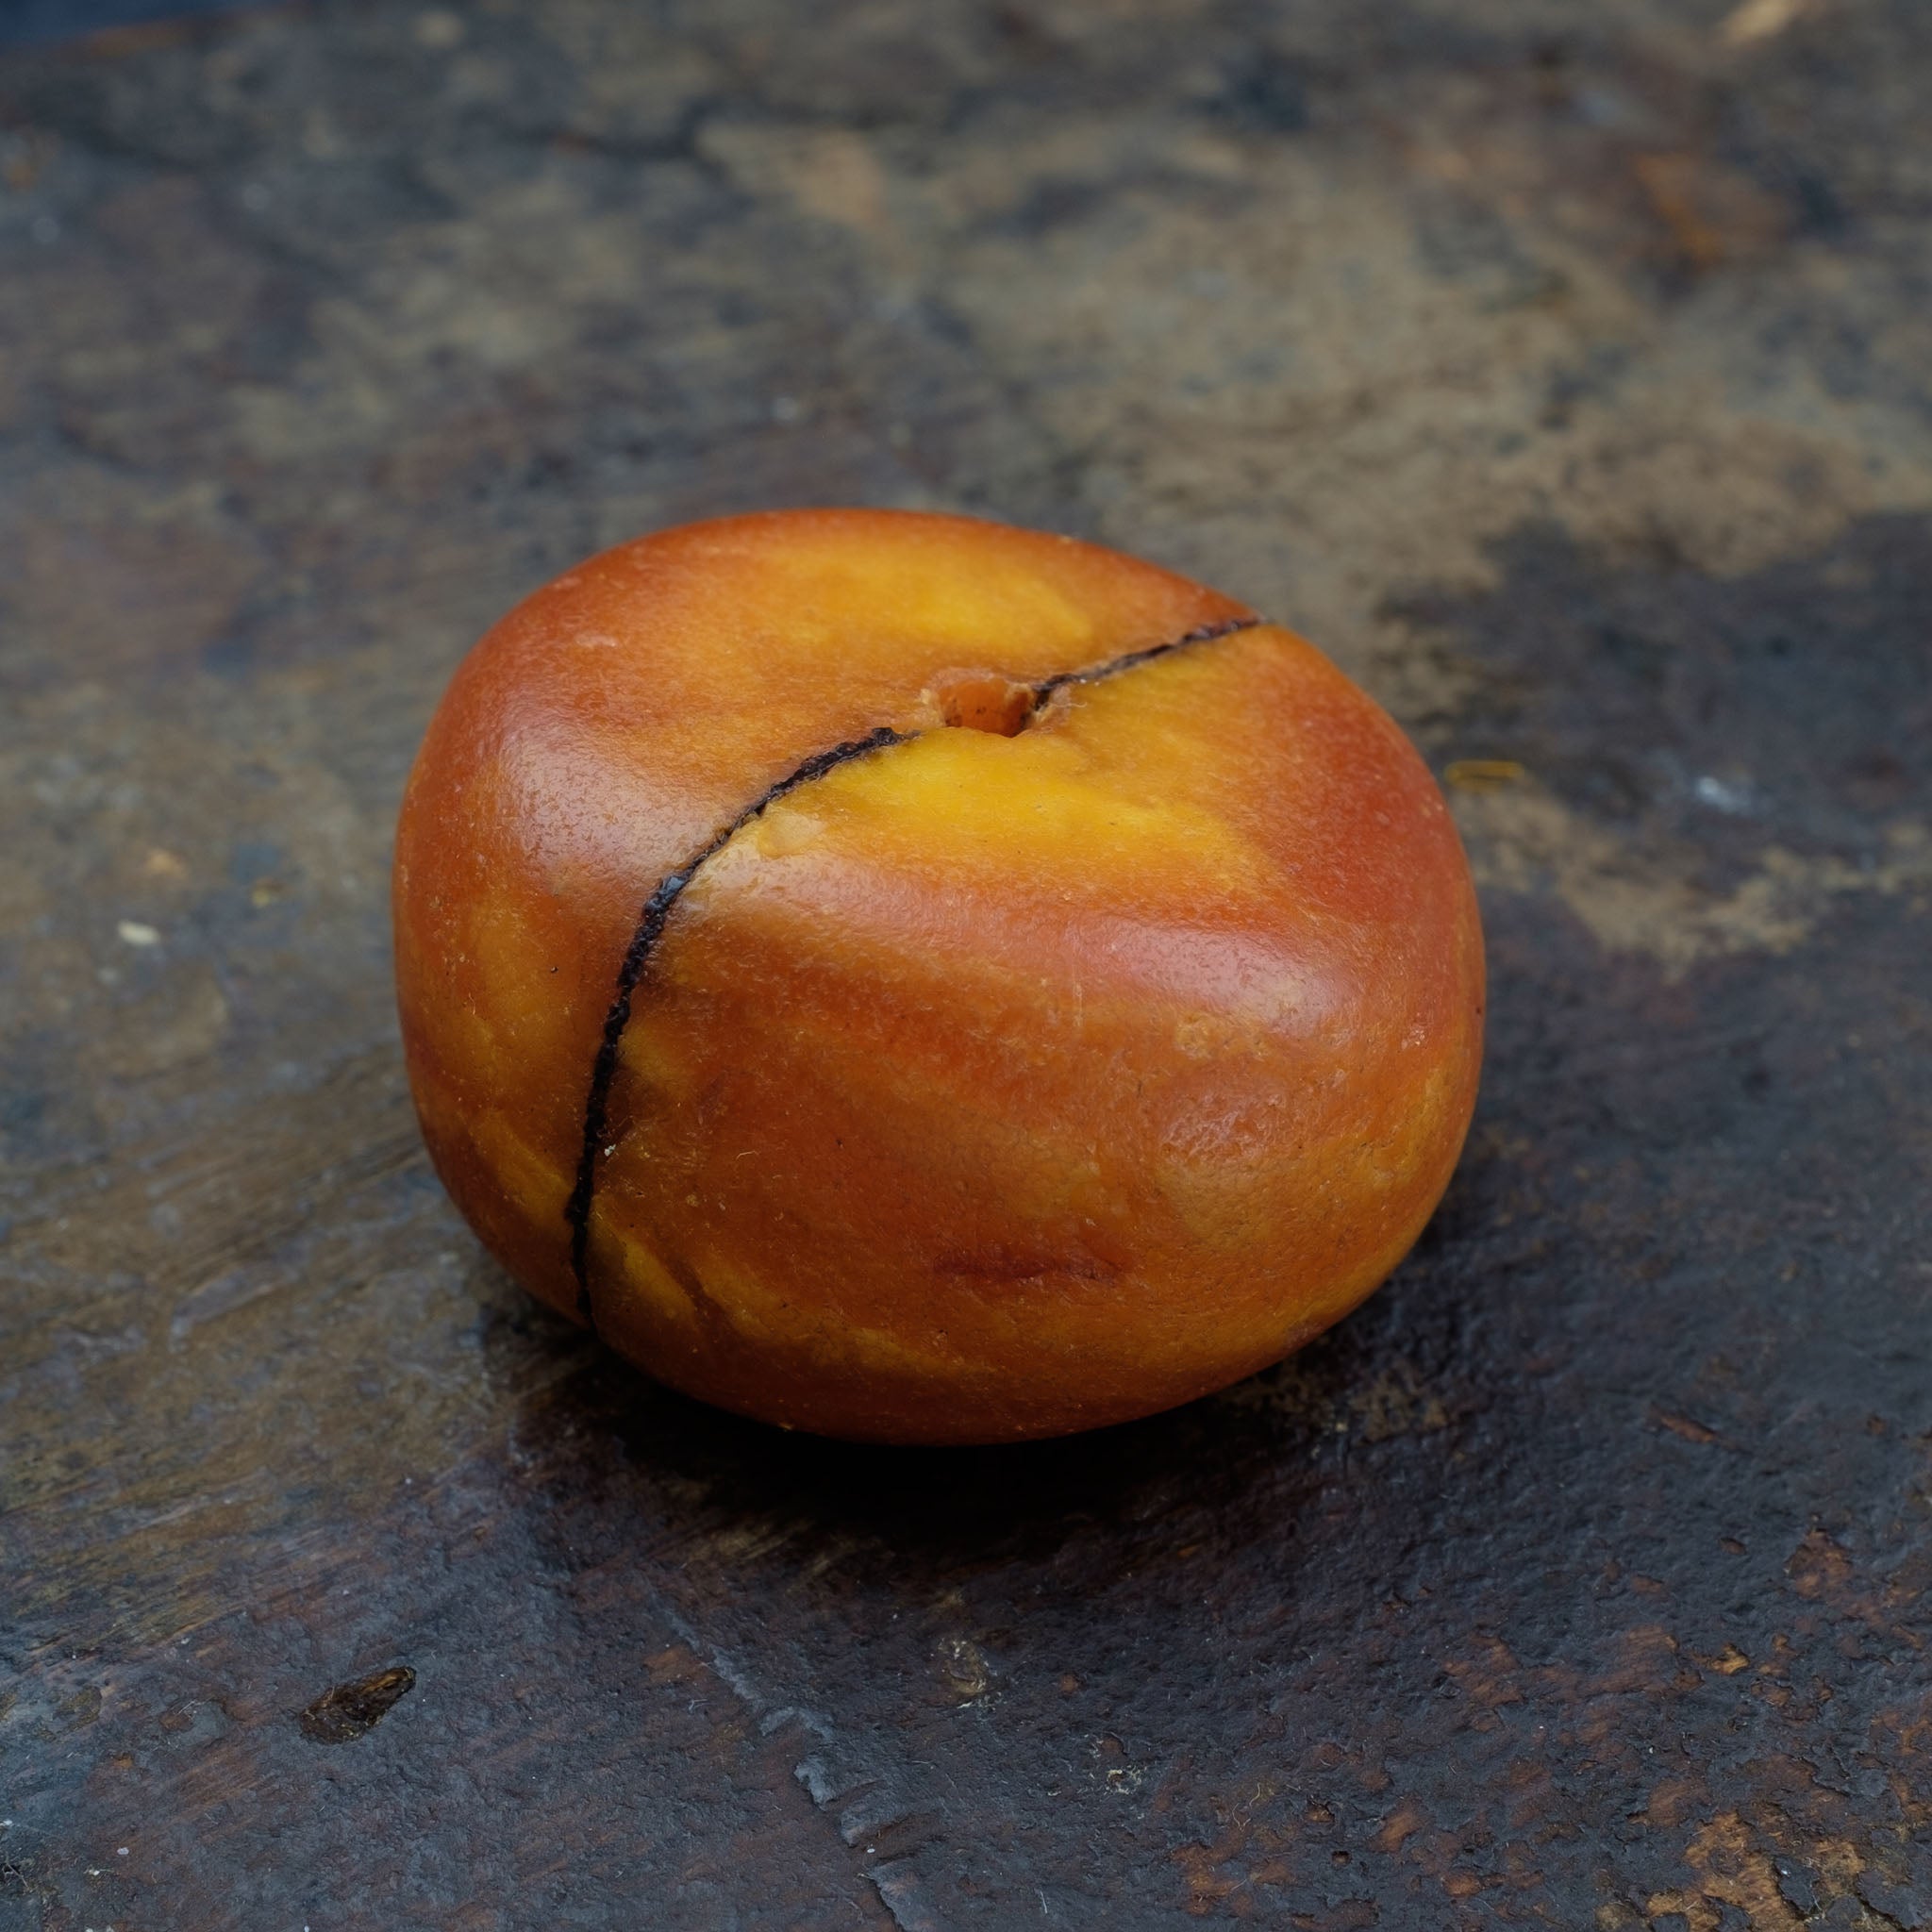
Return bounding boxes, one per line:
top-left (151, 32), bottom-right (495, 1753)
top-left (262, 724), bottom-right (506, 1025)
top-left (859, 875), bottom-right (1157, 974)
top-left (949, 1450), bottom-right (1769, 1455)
top-left (4, 1), bottom-right (1931, 1925)
top-left (0, 3), bottom-right (241, 51)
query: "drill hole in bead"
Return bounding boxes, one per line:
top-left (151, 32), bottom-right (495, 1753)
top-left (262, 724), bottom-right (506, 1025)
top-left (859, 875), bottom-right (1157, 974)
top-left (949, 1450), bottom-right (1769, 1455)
top-left (927, 669), bottom-right (1038, 737)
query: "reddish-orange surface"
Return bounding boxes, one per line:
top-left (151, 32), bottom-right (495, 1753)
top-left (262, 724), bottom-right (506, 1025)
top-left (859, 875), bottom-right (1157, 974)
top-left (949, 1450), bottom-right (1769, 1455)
top-left (393, 509), bottom-right (1484, 1442)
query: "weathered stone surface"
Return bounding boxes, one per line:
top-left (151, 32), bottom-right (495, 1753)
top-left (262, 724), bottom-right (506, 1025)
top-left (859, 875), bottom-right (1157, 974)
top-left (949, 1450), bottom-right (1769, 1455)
top-left (3, 1), bottom-right (1929, 1925)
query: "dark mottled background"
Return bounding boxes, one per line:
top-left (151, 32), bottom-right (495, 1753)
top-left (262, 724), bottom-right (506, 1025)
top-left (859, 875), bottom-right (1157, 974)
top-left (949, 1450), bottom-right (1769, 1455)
top-left (3, 1), bottom-right (1930, 1926)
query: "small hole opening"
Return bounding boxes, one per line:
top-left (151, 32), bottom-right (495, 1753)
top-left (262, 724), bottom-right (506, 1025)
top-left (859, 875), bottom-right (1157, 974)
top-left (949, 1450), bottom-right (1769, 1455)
top-left (929, 670), bottom-right (1037, 737)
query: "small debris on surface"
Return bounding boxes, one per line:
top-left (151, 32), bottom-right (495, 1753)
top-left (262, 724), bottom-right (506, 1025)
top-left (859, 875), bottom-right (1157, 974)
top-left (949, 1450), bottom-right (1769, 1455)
top-left (1445, 758), bottom-right (1526, 792)
top-left (298, 1666), bottom-right (417, 1744)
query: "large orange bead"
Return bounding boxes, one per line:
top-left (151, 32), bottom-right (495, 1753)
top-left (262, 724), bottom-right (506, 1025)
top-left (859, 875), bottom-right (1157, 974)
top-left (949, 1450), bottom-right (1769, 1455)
top-left (393, 509), bottom-right (1484, 1442)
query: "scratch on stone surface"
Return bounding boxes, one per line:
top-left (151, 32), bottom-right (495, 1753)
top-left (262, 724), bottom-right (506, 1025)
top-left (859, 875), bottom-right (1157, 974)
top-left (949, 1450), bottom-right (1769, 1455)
top-left (659, 1607), bottom-right (773, 1720)
top-left (1651, 1407), bottom-right (1722, 1447)
top-left (168, 1262), bottom-right (298, 1344)
top-left (659, 1606), bottom-right (938, 1922)
top-left (1455, 786), bottom-right (1931, 977)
